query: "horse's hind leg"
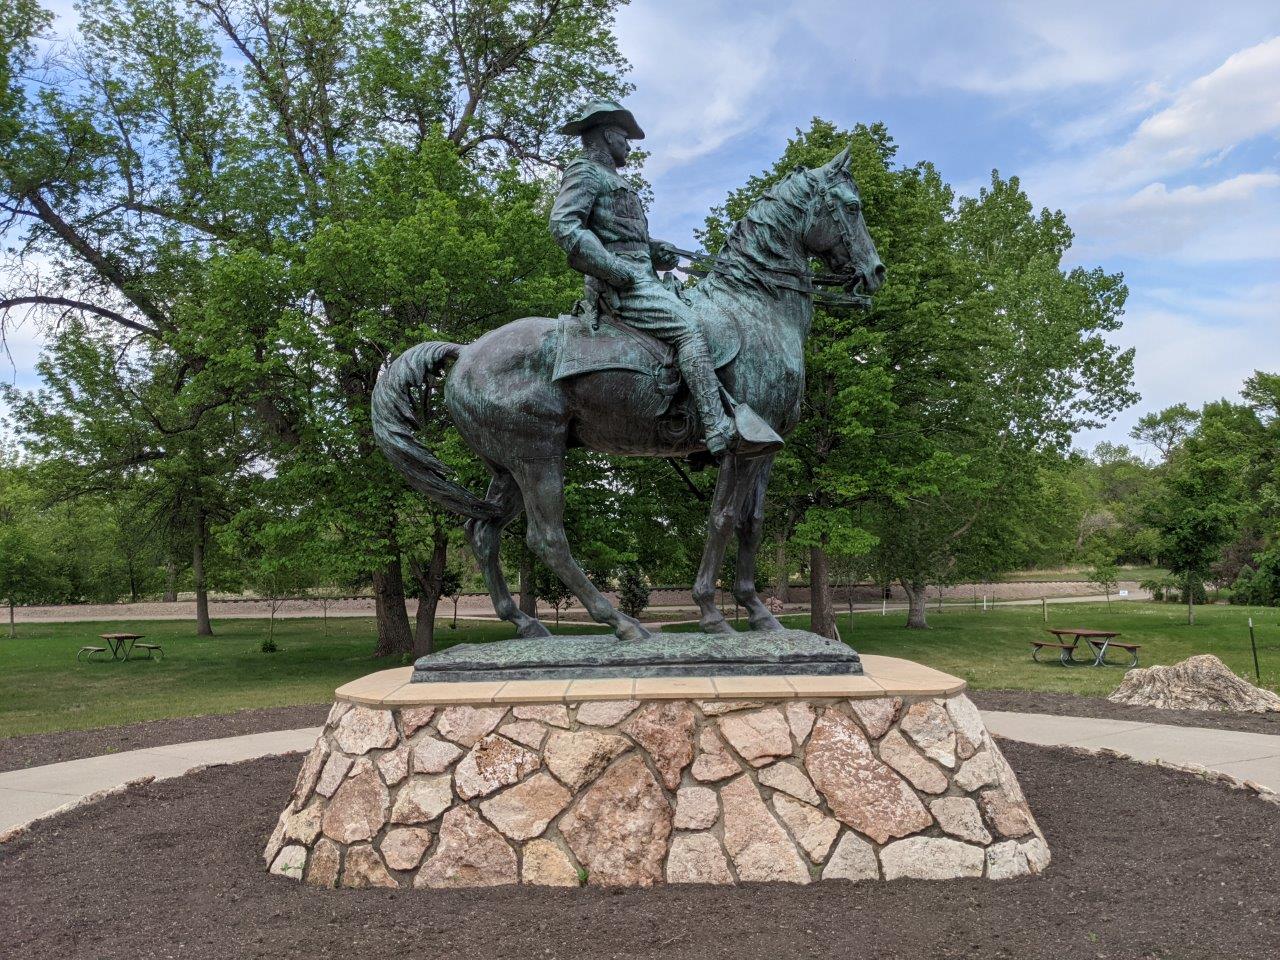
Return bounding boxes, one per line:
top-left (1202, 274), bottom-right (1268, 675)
top-left (464, 471), bottom-right (550, 639)
top-left (732, 455), bottom-right (783, 631)
top-left (691, 454), bottom-right (743, 633)
top-left (511, 457), bottom-right (651, 643)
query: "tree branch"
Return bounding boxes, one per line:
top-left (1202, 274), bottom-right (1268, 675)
top-left (0, 295), bottom-right (162, 338)
top-left (21, 190), bottom-right (173, 334)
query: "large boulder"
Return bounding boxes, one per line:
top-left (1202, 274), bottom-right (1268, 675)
top-left (1109, 654), bottom-right (1280, 714)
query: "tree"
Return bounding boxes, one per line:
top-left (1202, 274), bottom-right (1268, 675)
top-left (1, 0), bottom-right (632, 656)
top-left (440, 568), bottom-right (463, 629)
top-left (1131, 404), bottom-right (1200, 460)
top-left (1146, 445), bottom-right (1242, 625)
top-left (617, 566), bottom-right (650, 619)
top-left (706, 121), bottom-right (1136, 633)
top-left (0, 458), bottom-right (50, 636)
top-left (534, 562), bottom-right (575, 626)
top-left (3, 322), bottom-right (254, 634)
top-left (1088, 557), bottom-right (1119, 612)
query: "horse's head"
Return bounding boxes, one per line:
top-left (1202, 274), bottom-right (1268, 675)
top-left (804, 146), bottom-right (885, 296)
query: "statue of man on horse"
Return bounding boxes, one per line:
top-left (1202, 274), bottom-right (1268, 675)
top-left (372, 100), bottom-right (884, 644)
top-left (549, 99), bottom-right (739, 457)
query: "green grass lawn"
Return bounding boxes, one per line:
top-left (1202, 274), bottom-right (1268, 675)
top-left (3, 602), bottom-right (1279, 738)
top-left (708, 600), bottom-right (1280, 698)
top-left (0, 617), bottom-right (607, 738)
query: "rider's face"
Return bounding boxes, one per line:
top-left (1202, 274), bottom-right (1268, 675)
top-left (601, 125), bottom-right (632, 166)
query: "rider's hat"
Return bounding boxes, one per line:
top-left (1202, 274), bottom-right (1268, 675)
top-left (559, 99), bottom-right (645, 139)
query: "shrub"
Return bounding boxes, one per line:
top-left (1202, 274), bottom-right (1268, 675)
top-left (261, 637), bottom-right (279, 653)
top-left (618, 566), bottom-right (651, 619)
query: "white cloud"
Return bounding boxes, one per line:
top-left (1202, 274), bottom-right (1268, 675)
top-left (1068, 172), bottom-right (1280, 261)
top-left (615, 5), bottom-right (790, 175)
top-left (1105, 36), bottom-right (1280, 184)
top-left (1077, 293), bottom-right (1280, 449)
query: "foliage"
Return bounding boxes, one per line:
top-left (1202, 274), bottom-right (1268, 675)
top-left (617, 565), bottom-right (650, 619)
top-left (533, 562), bottom-right (575, 625)
top-left (1088, 558), bottom-right (1120, 610)
top-left (0, 0), bottom-right (632, 653)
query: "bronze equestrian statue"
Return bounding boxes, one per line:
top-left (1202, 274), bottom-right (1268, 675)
top-left (373, 100), bottom-right (884, 643)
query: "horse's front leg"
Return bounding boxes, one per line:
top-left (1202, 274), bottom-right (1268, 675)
top-left (732, 455), bottom-right (783, 631)
top-left (691, 455), bottom-right (744, 633)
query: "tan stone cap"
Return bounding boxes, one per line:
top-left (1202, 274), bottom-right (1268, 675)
top-left (334, 654), bottom-right (964, 708)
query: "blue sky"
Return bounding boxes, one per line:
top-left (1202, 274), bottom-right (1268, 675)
top-left (4, 0), bottom-right (1279, 456)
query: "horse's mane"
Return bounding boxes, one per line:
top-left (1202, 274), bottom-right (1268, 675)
top-left (698, 170), bottom-right (815, 299)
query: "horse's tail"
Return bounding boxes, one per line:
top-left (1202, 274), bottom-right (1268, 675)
top-left (372, 341), bottom-right (503, 521)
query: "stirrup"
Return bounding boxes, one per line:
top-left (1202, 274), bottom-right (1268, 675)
top-left (717, 386), bottom-right (784, 458)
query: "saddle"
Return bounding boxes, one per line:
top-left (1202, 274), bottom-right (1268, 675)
top-left (551, 297), bottom-right (741, 412)
top-left (550, 293), bottom-right (782, 457)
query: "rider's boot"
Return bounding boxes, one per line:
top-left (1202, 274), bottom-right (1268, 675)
top-left (678, 343), bottom-right (736, 456)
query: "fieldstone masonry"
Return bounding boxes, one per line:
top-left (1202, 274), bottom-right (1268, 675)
top-left (266, 691), bottom-right (1049, 888)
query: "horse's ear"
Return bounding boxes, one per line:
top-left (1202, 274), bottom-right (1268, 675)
top-left (826, 145), bottom-right (852, 176)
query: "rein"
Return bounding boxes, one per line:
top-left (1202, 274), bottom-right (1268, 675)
top-left (672, 247), bottom-right (870, 309)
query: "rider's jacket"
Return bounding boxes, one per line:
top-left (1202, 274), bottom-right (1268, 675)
top-left (549, 158), bottom-right (673, 287)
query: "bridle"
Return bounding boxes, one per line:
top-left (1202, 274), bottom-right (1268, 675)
top-left (672, 174), bottom-right (873, 309)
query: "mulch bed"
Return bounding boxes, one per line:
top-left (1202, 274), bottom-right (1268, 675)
top-left (0, 704), bottom-right (330, 774)
top-left (2, 742), bottom-right (1276, 960)
top-left (970, 688), bottom-right (1280, 736)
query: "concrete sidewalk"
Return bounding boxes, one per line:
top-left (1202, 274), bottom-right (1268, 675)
top-left (0, 727), bottom-right (321, 836)
top-left (3, 710), bottom-right (1277, 838)
top-left (982, 711), bottom-right (1280, 790)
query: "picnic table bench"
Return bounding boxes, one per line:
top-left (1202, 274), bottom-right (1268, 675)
top-left (1031, 628), bottom-right (1140, 668)
top-left (77, 633), bottom-right (162, 662)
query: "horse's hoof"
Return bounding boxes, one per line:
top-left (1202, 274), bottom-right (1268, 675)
top-left (700, 618), bottom-right (737, 635)
top-left (614, 620), bottom-right (651, 643)
top-left (517, 620), bottom-right (552, 639)
top-left (749, 614), bottom-right (784, 632)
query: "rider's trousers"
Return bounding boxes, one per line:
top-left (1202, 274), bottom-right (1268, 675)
top-left (611, 253), bottom-right (732, 446)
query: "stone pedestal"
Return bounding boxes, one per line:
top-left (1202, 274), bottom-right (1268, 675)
top-left (265, 656), bottom-right (1049, 888)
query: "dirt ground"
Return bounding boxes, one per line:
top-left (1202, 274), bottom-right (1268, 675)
top-left (1, 741), bottom-right (1276, 960)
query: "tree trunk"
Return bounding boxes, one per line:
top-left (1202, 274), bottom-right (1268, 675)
top-left (809, 541), bottom-right (836, 639)
top-left (193, 511), bottom-right (213, 636)
top-left (8, 599), bottom-right (14, 639)
top-left (1186, 573), bottom-right (1195, 626)
top-left (903, 580), bottom-right (930, 629)
top-left (519, 547), bottom-right (537, 617)
top-left (773, 528), bottom-right (789, 604)
top-left (410, 526), bottom-right (449, 658)
top-left (163, 553), bottom-right (178, 603)
top-left (372, 556), bottom-right (414, 658)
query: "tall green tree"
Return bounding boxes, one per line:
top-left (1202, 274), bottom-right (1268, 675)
top-left (1, 0), bottom-right (631, 654)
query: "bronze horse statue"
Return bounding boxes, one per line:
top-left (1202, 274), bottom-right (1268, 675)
top-left (372, 146), bottom-right (883, 642)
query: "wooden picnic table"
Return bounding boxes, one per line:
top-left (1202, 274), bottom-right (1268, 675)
top-left (77, 633), bottom-right (163, 662)
top-left (1032, 628), bottom-right (1140, 667)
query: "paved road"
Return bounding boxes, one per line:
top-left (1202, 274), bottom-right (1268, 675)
top-left (13, 591), bottom-right (1148, 624)
top-left (2, 705), bottom-right (1271, 837)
